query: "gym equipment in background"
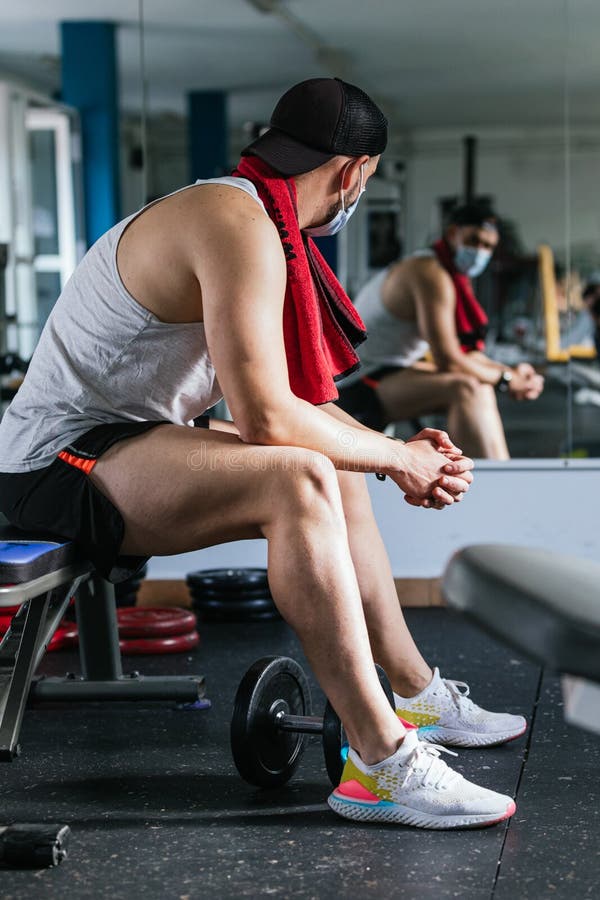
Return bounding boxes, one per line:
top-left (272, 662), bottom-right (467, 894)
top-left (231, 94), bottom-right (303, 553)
top-left (114, 562), bottom-right (148, 608)
top-left (187, 568), bottom-right (281, 622)
top-left (538, 244), bottom-right (597, 363)
top-left (230, 656), bottom-right (395, 788)
top-left (443, 544), bottom-right (600, 735)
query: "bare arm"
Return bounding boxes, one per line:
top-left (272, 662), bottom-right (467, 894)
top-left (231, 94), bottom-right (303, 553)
top-left (406, 262), bottom-right (543, 398)
top-left (406, 261), bottom-right (502, 384)
top-left (195, 195), bottom-right (471, 504)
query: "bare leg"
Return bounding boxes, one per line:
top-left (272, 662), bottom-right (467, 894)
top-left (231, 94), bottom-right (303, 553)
top-left (376, 368), bottom-right (510, 459)
top-left (89, 424), bottom-right (404, 763)
top-left (446, 383), bottom-right (509, 460)
top-left (337, 469), bottom-right (432, 697)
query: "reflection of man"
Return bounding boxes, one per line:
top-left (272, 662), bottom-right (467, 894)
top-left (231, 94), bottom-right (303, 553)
top-left (583, 273), bottom-right (600, 358)
top-left (0, 80), bottom-right (519, 829)
top-left (337, 205), bottom-right (544, 459)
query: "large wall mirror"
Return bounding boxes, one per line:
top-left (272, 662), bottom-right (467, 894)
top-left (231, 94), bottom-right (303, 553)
top-left (2, 1), bottom-right (599, 461)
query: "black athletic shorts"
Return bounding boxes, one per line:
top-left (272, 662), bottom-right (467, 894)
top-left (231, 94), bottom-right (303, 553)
top-left (0, 417), bottom-right (210, 584)
top-left (335, 366), bottom-right (403, 431)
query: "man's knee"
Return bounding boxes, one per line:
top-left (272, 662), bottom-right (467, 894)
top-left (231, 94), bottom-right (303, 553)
top-left (452, 374), bottom-right (496, 406)
top-left (271, 450), bottom-right (343, 521)
top-left (452, 373), bottom-right (480, 397)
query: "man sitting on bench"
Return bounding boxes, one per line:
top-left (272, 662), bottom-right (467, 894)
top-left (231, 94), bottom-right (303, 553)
top-left (0, 78), bottom-right (522, 829)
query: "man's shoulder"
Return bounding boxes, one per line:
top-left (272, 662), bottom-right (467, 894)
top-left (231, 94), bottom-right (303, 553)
top-left (180, 181), bottom-right (281, 255)
top-left (387, 254), bottom-right (449, 290)
top-left (184, 179), bottom-right (267, 221)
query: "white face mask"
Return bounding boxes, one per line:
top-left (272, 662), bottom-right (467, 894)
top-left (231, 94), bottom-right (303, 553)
top-left (304, 163), bottom-right (365, 237)
top-left (454, 244), bottom-right (492, 278)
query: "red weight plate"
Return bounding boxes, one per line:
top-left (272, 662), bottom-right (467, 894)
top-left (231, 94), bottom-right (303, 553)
top-left (60, 623), bottom-right (79, 648)
top-left (48, 624), bottom-right (71, 652)
top-left (0, 604), bottom-right (24, 616)
top-left (119, 630), bottom-right (200, 655)
top-left (0, 621), bottom-right (77, 651)
top-left (0, 614), bottom-right (14, 634)
top-left (116, 607), bottom-right (197, 638)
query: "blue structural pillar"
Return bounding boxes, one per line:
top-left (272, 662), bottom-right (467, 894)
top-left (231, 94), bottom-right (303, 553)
top-left (61, 22), bottom-right (121, 247)
top-left (313, 235), bottom-right (338, 275)
top-left (188, 91), bottom-right (228, 181)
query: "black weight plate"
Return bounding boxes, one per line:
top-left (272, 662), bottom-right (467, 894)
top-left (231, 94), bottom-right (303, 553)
top-left (375, 663), bottom-right (396, 709)
top-left (115, 581), bottom-right (141, 593)
top-left (200, 608), bottom-right (281, 623)
top-left (194, 596), bottom-right (276, 614)
top-left (187, 568), bottom-right (269, 594)
top-left (231, 656), bottom-right (311, 788)
top-left (115, 564), bottom-right (147, 593)
top-left (190, 585), bottom-right (272, 603)
top-left (193, 596), bottom-right (280, 622)
top-left (322, 664), bottom-right (396, 787)
top-left (114, 592), bottom-right (138, 609)
top-left (322, 700), bottom-right (345, 788)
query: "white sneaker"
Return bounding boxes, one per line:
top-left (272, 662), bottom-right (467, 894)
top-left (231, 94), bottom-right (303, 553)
top-left (394, 668), bottom-right (527, 748)
top-left (328, 730), bottom-right (516, 829)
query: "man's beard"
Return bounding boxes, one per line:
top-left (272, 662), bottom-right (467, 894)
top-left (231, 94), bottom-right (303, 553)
top-left (311, 182), bottom-right (361, 229)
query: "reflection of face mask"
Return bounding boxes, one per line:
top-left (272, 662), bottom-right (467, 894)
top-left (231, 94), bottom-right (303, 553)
top-left (305, 164), bottom-right (365, 237)
top-left (454, 244), bottom-right (492, 278)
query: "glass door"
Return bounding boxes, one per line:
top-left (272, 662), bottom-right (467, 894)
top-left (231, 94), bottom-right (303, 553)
top-left (26, 107), bottom-right (80, 341)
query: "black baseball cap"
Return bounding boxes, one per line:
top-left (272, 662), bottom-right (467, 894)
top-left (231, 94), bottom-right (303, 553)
top-left (449, 204), bottom-right (498, 229)
top-left (241, 77), bottom-right (388, 176)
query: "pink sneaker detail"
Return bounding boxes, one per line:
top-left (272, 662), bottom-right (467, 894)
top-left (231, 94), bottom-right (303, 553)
top-left (397, 716), bottom-right (419, 731)
top-left (335, 779), bottom-right (381, 804)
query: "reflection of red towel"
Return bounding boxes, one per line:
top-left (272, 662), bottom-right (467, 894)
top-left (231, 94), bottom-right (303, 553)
top-left (433, 239), bottom-right (488, 352)
top-left (233, 157), bottom-right (366, 404)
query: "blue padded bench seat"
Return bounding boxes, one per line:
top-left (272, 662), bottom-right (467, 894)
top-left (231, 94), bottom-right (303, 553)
top-left (0, 523), bottom-right (79, 585)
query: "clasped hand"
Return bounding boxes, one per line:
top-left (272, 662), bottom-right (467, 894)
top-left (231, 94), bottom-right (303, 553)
top-left (391, 427), bottom-right (474, 511)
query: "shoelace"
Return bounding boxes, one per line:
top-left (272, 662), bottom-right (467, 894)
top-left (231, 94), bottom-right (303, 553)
top-left (441, 678), bottom-right (476, 715)
top-left (401, 740), bottom-right (460, 791)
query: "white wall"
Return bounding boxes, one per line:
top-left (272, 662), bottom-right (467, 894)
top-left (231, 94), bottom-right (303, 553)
top-left (401, 126), bottom-right (600, 267)
top-left (147, 461), bottom-right (600, 581)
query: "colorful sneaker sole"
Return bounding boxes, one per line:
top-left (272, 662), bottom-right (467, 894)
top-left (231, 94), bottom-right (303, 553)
top-left (328, 791), bottom-right (516, 830)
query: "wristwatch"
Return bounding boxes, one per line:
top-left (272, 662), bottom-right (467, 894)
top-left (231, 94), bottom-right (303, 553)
top-left (495, 370), bottom-right (513, 393)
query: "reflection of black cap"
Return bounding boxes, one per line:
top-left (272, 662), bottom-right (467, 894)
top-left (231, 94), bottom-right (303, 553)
top-left (242, 77), bottom-right (388, 176)
top-left (449, 203), bottom-right (498, 229)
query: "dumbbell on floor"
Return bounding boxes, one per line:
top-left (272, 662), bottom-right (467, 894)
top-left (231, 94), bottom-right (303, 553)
top-left (0, 823), bottom-right (70, 868)
top-left (230, 656), bottom-right (395, 788)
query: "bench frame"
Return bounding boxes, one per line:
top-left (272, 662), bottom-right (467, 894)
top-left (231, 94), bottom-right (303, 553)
top-left (0, 566), bottom-right (205, 761)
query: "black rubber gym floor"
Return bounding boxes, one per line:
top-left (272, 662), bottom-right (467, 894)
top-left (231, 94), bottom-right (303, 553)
top-left (1, 608), bottom-right (598, 899)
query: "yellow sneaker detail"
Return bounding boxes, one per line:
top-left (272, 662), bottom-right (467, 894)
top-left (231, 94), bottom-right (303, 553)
top-left (339, 757), bottom-right (392, 802)
top-left (395, 708), bottom-right (441, 727)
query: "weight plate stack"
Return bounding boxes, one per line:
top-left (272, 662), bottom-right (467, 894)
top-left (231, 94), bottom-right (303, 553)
top-left (114, 563), bottom-right (148, 609)
top-left (186, 568), bottom-right (281, 622)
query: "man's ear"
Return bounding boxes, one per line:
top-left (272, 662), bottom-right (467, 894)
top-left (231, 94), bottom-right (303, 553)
top-left (445, 223), bottom-right (459, 246)
top-left (340, 154), bottom-right (370, 190)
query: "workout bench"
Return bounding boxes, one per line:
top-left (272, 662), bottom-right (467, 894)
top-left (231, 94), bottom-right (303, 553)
top-left (443, 543), bottom-right (600, 735)
top-left (0, 514), bottom-right (206, 761)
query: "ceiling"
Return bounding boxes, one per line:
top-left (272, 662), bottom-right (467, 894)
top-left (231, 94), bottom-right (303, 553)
top-left (0, 0), bottom-right (599, 131)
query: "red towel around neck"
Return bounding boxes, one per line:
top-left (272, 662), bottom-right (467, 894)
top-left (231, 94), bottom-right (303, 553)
top-left (432, 239), bottom-right (488, 352)
top-left (233, 157), bottom-right (366, 404)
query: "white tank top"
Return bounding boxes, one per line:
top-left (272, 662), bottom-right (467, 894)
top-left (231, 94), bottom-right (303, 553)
top-left (0, 177), bottom-right (266, 472)
top-left (343, 266), bottom-right (430, 384)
